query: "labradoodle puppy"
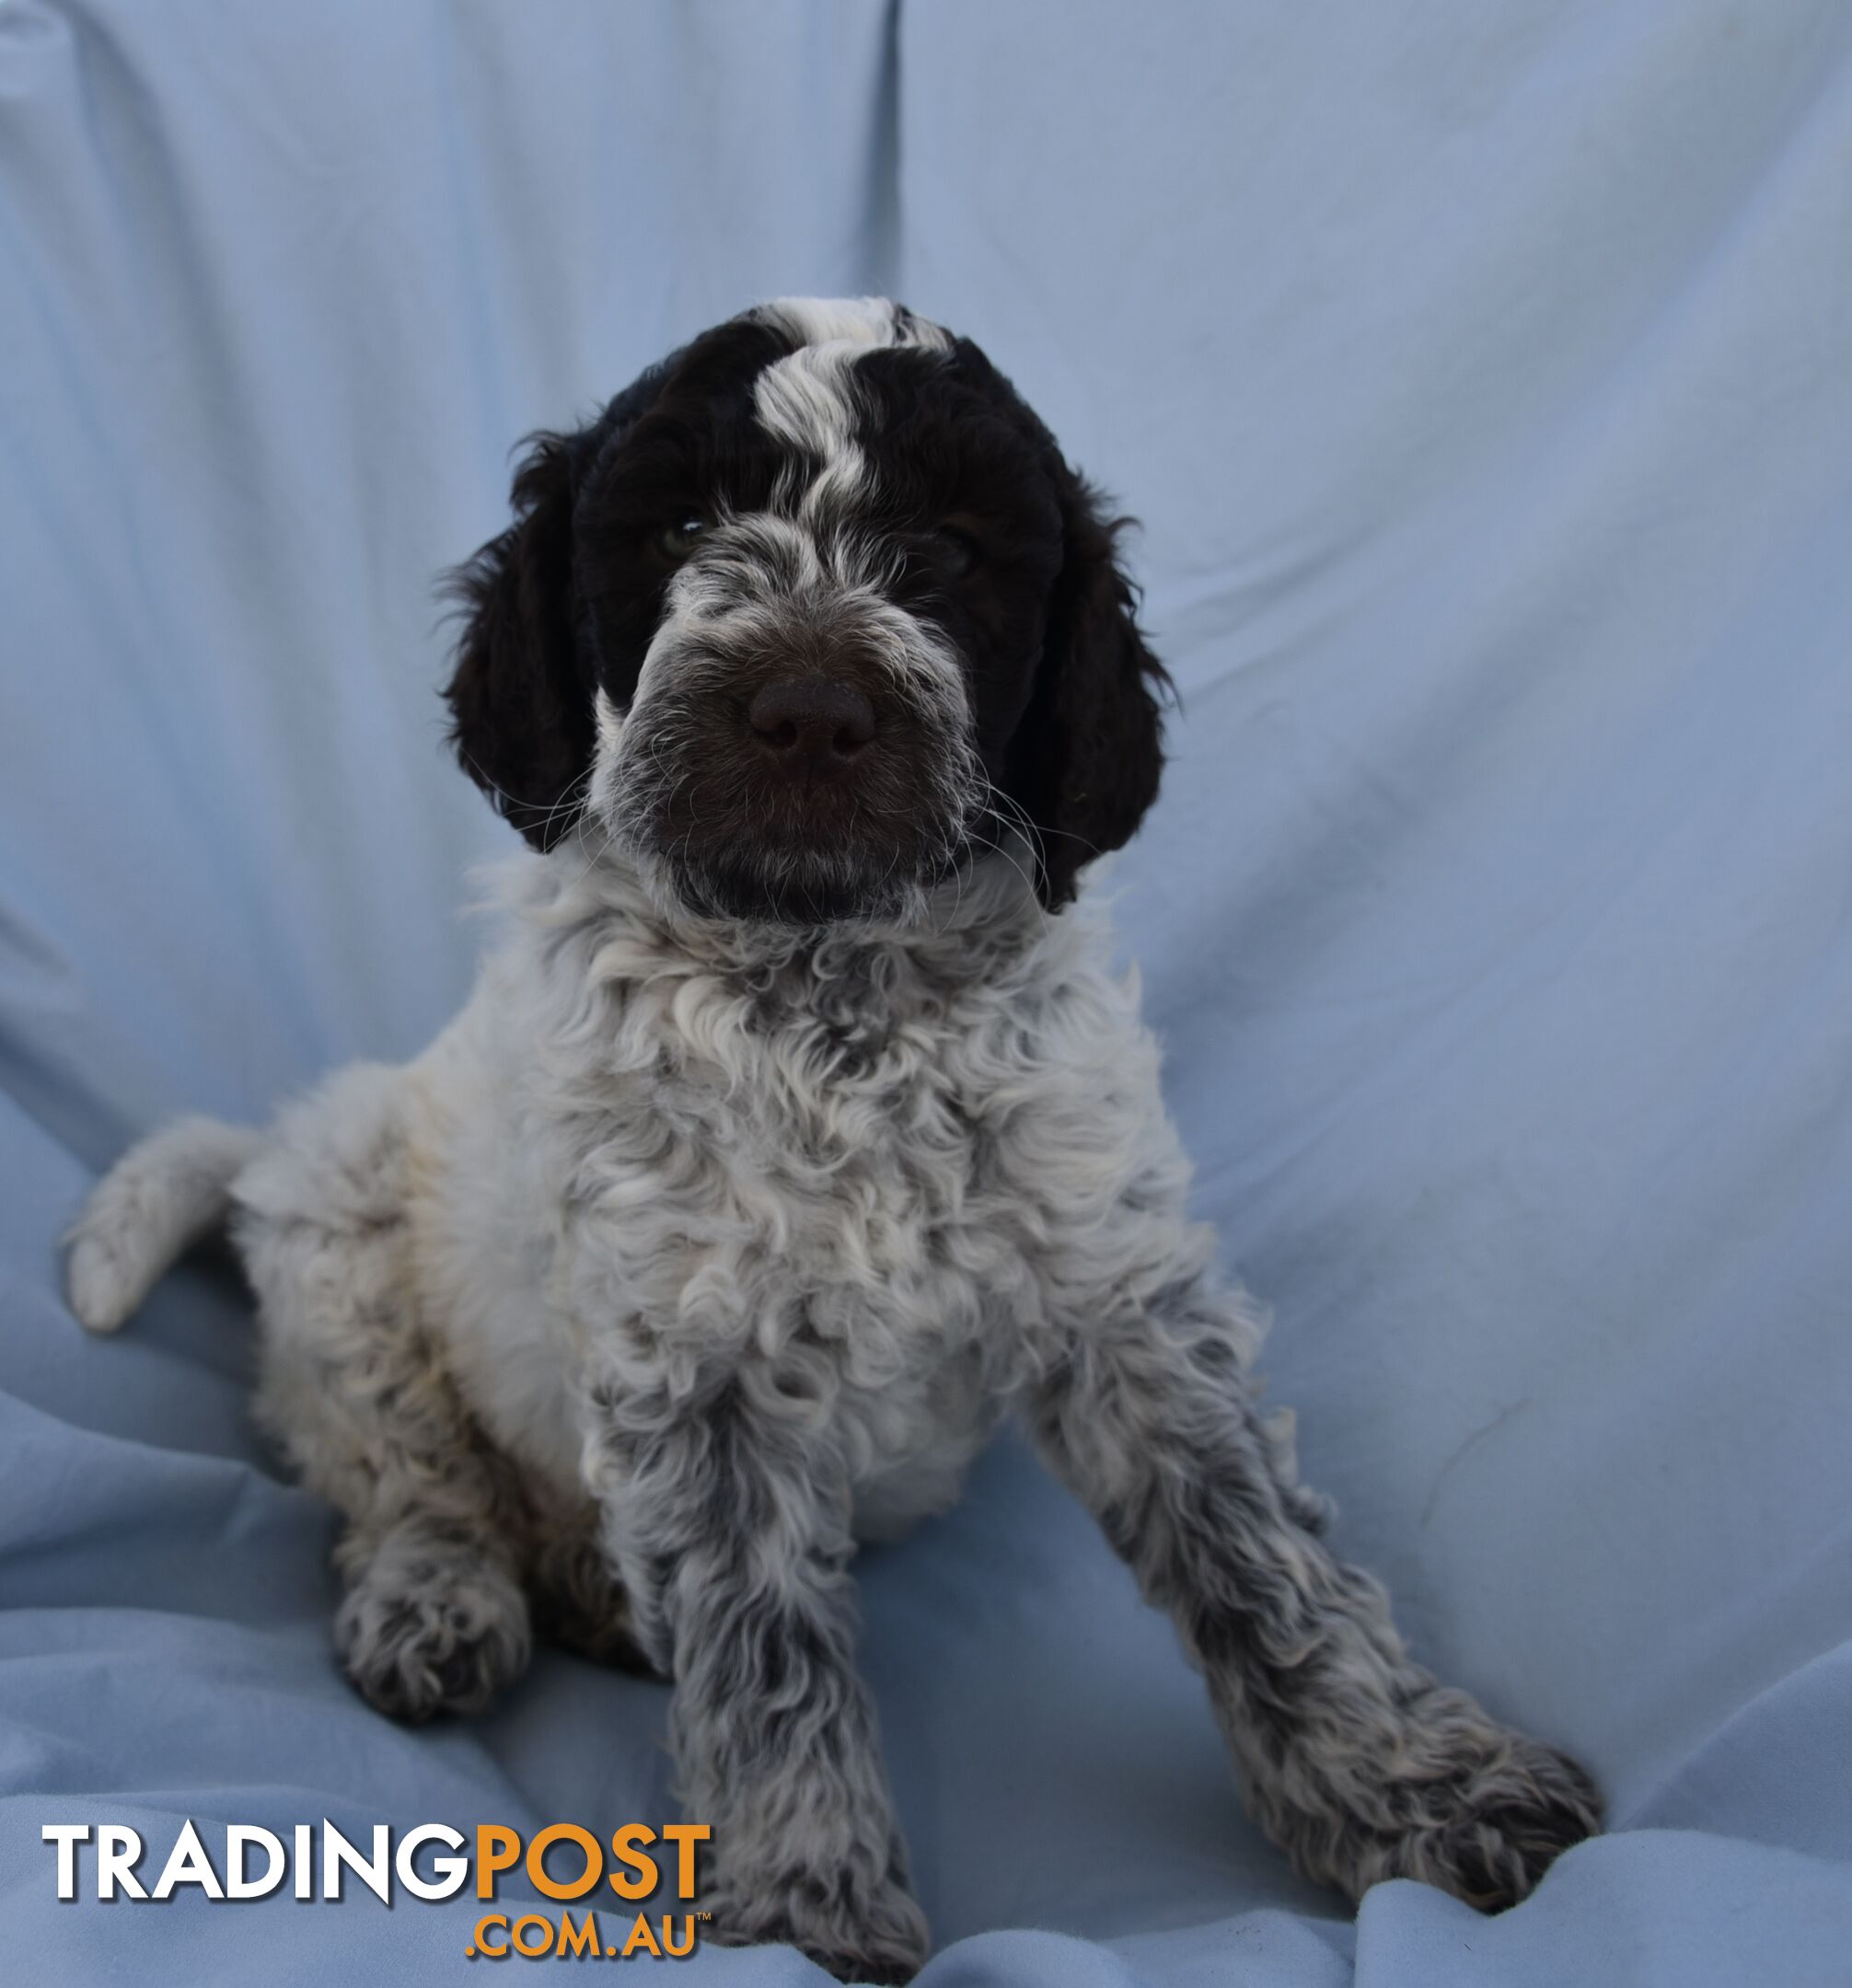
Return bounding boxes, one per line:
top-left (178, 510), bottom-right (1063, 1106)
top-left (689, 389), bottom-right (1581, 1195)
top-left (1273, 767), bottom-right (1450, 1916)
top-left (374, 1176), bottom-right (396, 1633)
top-left (69, 297), bottom-right (1601, 1983)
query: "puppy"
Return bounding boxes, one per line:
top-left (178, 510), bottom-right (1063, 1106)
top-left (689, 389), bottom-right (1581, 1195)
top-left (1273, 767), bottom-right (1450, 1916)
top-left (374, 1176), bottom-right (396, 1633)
top-left (68, 297), bottom-right (1601, 1982)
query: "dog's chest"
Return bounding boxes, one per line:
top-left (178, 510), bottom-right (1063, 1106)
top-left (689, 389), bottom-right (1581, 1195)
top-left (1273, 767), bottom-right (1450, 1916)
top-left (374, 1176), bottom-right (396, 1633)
top-left (424, 894), bottom-right (1157, 1516)
top-left (561, 966), bottom-right (1027, 1359)
top-left (482, 961), bottom-right (1040, 1522)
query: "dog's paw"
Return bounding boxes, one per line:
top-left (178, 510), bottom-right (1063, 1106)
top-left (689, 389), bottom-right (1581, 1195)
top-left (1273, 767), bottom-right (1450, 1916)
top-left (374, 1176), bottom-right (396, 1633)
top-left (335, 1541), bottom-right (531, 1722)
top-left (1351, 1712), bottom-right (1604, 1912)
top-left (706, 1867), bottom-right (929, 1983)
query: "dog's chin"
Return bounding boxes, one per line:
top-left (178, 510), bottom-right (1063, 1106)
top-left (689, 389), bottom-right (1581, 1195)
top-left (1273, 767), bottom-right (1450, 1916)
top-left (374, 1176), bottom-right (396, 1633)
top-left (647, 843), bottom-right (925, 929)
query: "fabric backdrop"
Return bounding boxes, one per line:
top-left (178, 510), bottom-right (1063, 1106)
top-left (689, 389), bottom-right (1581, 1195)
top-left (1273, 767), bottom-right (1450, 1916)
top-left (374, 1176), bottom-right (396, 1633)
top-left (3, 2), bottom-right (1850, 1981)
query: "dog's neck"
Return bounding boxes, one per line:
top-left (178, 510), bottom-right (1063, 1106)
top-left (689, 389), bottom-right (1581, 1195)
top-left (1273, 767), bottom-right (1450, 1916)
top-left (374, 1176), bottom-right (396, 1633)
top-left (492, 829), bottom-right (1061, 1007)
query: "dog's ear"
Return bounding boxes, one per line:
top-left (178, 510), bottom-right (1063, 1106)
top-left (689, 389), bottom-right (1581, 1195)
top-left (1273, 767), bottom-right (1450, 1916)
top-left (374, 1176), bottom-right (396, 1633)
top-left (443, 422), bottom-right (612, 850)
top-left (1007, 468), bottom-right (1172, 907)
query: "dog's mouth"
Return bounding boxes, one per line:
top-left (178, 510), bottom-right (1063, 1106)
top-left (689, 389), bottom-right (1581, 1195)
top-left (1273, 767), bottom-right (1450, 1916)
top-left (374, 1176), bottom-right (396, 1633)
top-left (630, 782), bottom-right (964, 926)
top-left (665, 845), bottom-right (912, 926)
top-left (589, 759), bottom-right (954, 923)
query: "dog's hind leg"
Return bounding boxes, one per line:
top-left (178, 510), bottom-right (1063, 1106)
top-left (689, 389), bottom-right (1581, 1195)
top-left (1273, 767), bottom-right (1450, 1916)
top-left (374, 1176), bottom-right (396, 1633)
top-left (232, 1065), bottom-right (532, 1721)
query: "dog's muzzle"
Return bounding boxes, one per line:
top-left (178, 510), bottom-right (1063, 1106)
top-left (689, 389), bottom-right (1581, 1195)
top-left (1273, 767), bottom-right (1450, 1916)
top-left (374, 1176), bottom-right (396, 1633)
top-left (599, 604), bottom-right (978, 927)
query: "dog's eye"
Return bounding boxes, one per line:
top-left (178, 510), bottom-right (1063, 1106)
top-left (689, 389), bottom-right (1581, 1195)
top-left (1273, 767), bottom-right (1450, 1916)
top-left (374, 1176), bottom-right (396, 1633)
top-left (933, 527), bottom-right (980, 578)
top-left (658, 514), bottom-right (707, 561)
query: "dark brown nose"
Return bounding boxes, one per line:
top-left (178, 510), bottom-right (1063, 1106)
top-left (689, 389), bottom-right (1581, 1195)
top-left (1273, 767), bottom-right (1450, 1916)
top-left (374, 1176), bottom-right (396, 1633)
top-left (747, 677), bottom-right (877, 779)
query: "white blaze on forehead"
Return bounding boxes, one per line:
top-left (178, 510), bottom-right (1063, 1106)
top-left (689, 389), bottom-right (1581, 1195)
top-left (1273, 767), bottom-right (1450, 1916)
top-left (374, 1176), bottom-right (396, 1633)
top-left (752, 295), bottom-right (952, 353)
top-left (753, 343), bottom-right (875, 523)
top-left (752, 345), bottom-right (864, 467)
top-left (749, 295), bottom-right (955, 515)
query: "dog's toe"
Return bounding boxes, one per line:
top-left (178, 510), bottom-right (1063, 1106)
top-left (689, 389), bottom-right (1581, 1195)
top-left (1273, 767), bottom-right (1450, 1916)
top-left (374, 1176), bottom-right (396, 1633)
top-left (1375, 1728), bottom-right (1604, 1911)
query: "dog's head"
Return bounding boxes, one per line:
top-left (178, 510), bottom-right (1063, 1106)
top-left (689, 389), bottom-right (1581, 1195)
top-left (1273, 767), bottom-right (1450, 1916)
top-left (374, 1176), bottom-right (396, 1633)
top-left (446, 297), bottom-right (1168, 923)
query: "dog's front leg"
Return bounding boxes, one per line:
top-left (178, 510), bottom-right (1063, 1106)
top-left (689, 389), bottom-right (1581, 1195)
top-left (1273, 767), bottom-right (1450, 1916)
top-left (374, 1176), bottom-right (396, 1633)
top-left (1024, 1273), bottom-right (1603, 1910)
top-left (589, 1375), bottom-right (928, 1984)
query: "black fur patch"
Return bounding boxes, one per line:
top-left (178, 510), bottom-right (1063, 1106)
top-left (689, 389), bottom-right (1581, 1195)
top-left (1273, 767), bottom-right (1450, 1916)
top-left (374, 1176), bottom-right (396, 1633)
top-left (444, 305), bottom-right (1170, 907)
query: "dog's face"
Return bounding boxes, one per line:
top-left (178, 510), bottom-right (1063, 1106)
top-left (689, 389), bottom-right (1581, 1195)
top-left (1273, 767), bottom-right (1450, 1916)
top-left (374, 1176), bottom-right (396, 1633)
top-left (446, 298), bottom-right (1167, 922)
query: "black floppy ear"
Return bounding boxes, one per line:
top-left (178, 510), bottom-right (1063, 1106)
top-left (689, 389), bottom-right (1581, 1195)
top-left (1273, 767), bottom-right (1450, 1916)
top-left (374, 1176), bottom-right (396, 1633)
top-left (443, 422), bottom-right (608, 850)
top-left (1007, 469), bottom-right (1172, 907)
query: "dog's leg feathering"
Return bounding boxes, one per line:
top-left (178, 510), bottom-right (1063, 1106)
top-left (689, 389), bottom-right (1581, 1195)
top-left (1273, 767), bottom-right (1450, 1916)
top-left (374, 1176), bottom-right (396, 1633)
top-left (586, 1370), bottom-right (929, 1985)
top-left (1026, 1277), bottom-right (1603, 1911)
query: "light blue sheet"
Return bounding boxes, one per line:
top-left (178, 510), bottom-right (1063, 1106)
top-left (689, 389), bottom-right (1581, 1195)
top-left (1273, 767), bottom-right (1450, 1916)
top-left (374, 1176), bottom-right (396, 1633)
top-left (4, 2), bottom-right (1851, 1981)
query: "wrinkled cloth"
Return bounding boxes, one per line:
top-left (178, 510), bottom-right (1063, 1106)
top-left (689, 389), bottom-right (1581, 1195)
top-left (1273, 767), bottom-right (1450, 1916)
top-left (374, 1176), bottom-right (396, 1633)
top-left (3, 3), bottom-right (1850, 1981)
